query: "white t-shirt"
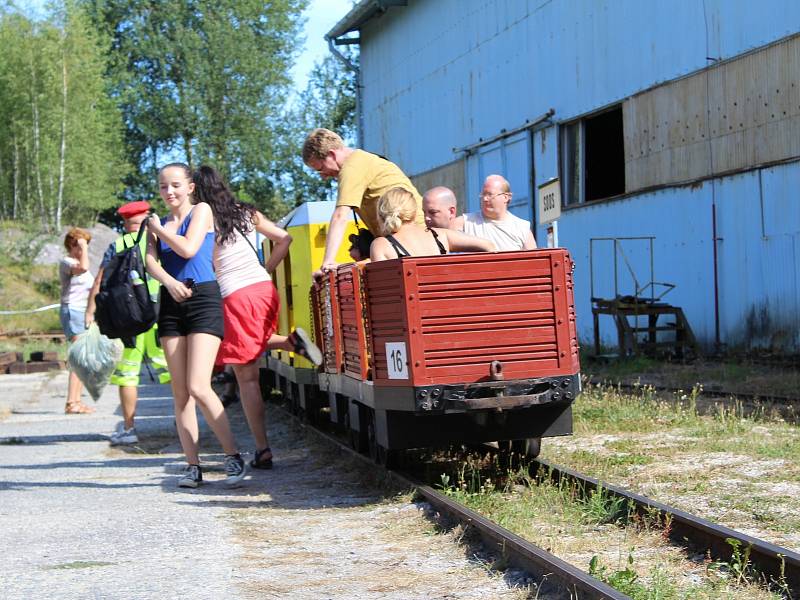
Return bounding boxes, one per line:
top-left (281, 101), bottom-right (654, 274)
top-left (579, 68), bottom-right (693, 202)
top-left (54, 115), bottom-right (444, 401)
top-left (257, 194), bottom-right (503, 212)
top-left (59, 257), bottom-right (94, 308)
top-left (463, 211), bottom-right (533, 251)
top-left (214, 227), bottom-right (270, 298)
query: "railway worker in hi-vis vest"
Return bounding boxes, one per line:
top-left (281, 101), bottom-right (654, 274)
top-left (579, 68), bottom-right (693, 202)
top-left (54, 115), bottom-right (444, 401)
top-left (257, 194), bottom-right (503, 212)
top-left (302, 127), bottom-right (425, 276)
top-left (85, 200), bottom-right (171, 446)
top-left (453, 175), bottom-right (537, 251)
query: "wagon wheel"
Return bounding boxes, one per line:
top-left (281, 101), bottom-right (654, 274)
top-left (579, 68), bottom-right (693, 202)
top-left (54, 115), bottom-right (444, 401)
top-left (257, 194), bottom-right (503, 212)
top-left (366, 409), bottom-right (397, 468)
top-left (512, 437), bottom-right (542, 459)
top-left (344, 408), bottom-right (368, 454)
top-left (498, 437), bottom-right (542, 467)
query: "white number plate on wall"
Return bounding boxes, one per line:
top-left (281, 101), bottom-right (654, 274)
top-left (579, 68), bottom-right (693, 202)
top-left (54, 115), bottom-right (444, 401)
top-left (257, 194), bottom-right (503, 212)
top-left (385, 342), bottom-right (409, 379)
top-left (537, 178), bottom-right (561, 224)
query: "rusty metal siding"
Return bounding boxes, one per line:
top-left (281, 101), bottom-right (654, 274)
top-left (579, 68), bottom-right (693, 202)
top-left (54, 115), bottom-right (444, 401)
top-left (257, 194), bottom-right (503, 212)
top-left (625, 34), bottom-right (800, 191)
top-left (409, 158), bottom-right (467, 213)
top-left (317, 273), bottom-right (343, 374)
top-left (366, 250), bottom-right (579, 387)
top-left (623, 75), bottom-right (711, 189)
top-left (336, 266), bottom-right (365, 380)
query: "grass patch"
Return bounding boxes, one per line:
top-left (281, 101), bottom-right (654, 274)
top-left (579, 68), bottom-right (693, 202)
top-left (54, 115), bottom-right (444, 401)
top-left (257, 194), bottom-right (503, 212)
top-left (542, 382), bottom-right (800, 556)
top-left (0, 338), bottom-right (66, 361)
top-left (586, 355), bottom-right (800, 400)
top-left (437, 458), bottom-right (786, 599)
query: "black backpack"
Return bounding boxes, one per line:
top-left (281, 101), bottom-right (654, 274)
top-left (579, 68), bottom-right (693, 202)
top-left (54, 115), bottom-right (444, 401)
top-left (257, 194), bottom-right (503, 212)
top-left (95, 224), bottom-right (158, 346)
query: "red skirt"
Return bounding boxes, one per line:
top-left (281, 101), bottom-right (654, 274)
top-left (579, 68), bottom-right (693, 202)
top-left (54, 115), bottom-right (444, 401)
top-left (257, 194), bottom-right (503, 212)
top-left (216, 281), bottom-right (279, 365)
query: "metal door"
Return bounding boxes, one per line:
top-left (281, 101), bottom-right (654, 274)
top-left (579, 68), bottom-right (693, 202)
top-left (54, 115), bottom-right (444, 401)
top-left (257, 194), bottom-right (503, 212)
top-left (465, 130), bottom-right (534, 223)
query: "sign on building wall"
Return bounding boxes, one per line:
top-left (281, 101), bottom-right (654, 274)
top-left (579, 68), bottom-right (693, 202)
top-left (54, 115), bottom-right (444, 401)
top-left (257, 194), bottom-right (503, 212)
top-left (538, 178), bottom-right (561, 224)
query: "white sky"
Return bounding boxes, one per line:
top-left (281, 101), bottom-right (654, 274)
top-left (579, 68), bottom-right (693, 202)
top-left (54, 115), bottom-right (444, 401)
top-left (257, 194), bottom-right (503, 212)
top-left (292, 0), bottom-right (355, 92)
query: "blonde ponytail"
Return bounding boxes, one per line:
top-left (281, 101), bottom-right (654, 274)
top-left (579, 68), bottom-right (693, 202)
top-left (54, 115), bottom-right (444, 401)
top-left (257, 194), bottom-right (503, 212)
top-left (377, 188), bottom-right (417, 235)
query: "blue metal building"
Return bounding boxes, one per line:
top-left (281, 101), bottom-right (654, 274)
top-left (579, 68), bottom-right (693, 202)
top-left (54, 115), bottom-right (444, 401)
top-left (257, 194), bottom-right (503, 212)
top-left (327, 0), bottom-right (800, 352)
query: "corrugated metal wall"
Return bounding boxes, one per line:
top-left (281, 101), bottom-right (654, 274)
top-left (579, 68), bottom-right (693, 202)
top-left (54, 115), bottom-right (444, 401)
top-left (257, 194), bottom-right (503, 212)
top-left (352, 0), bottom-right (800, 351)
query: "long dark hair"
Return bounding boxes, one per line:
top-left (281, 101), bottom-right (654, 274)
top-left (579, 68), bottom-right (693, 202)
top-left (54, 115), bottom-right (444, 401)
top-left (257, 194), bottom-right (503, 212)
top-left (192, 165), bottom-right (257, 246)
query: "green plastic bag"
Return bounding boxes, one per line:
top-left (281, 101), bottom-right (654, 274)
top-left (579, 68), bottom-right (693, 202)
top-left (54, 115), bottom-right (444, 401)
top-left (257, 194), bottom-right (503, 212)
top-left (67, 323), bottom-right (124, 401)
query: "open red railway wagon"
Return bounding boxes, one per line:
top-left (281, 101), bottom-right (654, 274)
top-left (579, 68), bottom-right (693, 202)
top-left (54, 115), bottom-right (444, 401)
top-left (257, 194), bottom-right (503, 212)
top-left (306, 248), bottom-right (581, 463)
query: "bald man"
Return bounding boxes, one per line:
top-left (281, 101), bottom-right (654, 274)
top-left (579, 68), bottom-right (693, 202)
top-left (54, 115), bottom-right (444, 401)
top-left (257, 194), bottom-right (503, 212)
top-left (453, 175), bottom-right (537, 251)
top-left (422, 186), bottom-right (458, 229)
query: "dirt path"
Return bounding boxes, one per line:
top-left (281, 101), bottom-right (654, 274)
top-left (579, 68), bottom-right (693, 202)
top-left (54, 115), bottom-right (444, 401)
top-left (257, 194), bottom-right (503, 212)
top-left (0, 371), bottom-right (534, 599)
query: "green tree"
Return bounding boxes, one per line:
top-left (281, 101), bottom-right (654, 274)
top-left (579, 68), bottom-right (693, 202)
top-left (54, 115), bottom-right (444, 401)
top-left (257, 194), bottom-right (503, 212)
top-left (273, 50), bottom-right (357, 208)
top-left (0, 3), bottom-right (128, 228)
top-left (83, 0), bottom-right (307, 212)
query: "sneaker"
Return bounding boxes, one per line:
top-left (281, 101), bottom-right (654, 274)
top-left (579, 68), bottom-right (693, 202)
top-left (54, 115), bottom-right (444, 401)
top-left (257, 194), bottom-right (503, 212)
top-left (109, 426), bottom-right (138, 446)
top-left (289, 327), bottom-right (323, 367)
top-left (178, 464), bottom-right (203, 488)
top-left (223, 454), bottom-right (248, 488)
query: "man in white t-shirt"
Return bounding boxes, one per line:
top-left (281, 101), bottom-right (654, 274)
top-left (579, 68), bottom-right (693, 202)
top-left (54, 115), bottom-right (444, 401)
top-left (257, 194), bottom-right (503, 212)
top-left (453, 175), bottom-right (537, 251)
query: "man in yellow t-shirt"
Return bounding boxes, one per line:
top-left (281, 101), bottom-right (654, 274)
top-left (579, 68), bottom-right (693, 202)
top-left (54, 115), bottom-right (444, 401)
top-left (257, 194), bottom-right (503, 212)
top-left (302, 128), bottom-right (424, 274)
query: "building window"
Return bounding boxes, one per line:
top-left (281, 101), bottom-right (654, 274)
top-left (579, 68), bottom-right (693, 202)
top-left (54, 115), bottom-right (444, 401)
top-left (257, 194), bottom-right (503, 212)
top-left (560, 106), bottom-right (626, 205)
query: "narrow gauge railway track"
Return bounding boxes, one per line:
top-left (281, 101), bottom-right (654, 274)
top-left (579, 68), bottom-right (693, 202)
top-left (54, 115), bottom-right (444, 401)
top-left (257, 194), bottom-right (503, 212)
top-left (588, 378), bottom-right (800, 410)
top-left (272, 394), bottom-right (799, 597)
top-left (531, 458), bottom-right (800, 598)
top-left (279, 404), bottom-right (629, 600)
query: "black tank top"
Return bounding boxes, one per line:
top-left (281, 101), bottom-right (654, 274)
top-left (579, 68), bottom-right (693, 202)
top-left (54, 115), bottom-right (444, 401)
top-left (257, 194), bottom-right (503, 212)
top-left (385, 229), bottom-right (447, 258)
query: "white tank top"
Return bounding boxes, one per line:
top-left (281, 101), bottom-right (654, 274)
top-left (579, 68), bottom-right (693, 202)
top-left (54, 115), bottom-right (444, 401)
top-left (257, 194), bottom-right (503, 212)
top-left (213, 227), bottom-right (269, 298)
top-left (462, 211), bottom-right (532, 251)
top-left (59, 257), bottom-right (94, 307)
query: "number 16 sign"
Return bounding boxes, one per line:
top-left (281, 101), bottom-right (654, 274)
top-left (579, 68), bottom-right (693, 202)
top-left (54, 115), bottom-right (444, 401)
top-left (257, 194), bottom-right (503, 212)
top-left (385, 342), bottom-right (409, 379)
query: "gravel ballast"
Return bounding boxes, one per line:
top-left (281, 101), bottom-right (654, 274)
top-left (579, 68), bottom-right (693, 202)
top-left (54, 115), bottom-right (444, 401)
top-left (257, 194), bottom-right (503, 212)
top-left (0, 371), bottom-right (533, 599)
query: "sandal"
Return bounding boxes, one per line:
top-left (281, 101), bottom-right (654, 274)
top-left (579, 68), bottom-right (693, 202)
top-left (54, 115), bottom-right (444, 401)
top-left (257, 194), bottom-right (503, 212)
top-left (250, 447), bottom-right (273, 470)
top-left (288, 327), bottom-right (323, 367)
top-left (65, 402), bottom-right (95, 415)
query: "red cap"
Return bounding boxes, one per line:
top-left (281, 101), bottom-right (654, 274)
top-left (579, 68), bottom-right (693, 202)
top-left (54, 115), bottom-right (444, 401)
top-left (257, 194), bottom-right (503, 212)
top-left (117, 201), bottom-right (151, 219)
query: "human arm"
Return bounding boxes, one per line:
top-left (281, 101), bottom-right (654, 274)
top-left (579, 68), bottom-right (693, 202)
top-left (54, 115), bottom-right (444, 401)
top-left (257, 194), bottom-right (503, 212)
top-left (68, 238), bottom-right (90, 275)
top-left (317, 205), bottom-right (351, 274)
top-left (84, 267), bottom-right (103, 327)
top-left (523, 228), bottom-right (537, 250)
top-left (146, 203), bottom-right (213, 259)
top-left (451, 215), bottom-right (465, 232)
top-left (145, 229), bottom-right (192, 302)
top-left (369, 237), bottom-right (393, 262)
top-left (254, 211), bottom-right (292, 274)
top-left (440, 229), bottom-right (496, 253)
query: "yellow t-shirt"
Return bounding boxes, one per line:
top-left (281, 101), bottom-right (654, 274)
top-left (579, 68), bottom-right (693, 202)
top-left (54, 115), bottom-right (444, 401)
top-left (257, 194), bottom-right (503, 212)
top-left (336, 149), bottom-right (424, 235)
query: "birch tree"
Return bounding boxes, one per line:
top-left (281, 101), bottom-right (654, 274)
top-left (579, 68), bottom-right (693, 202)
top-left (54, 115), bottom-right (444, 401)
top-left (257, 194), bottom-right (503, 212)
top-left (0, 5), bottom-right (128, 227)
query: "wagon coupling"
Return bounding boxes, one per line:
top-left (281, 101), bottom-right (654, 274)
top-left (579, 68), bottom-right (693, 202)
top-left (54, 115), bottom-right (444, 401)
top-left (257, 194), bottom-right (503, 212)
top-left (489, 360), bottom-right (504, 381)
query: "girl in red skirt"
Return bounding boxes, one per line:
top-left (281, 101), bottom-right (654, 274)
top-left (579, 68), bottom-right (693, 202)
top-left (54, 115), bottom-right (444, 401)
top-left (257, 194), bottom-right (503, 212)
top-left (193, 166), bottom-right (321, 470)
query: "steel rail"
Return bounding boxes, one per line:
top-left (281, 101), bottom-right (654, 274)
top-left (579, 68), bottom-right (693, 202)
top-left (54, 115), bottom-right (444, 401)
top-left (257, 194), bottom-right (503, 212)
top-left (532, 458), bottom-right (800, 597)
top-left (281, 407), bottom-right (631, 599)
top-left (414, 484), bottom-right (629, 600)
top-left (587, 378), bottom-right (800, 408)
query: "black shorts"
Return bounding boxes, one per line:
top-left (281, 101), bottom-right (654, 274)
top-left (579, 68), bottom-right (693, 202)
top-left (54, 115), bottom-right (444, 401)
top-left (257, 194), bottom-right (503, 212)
top-left (158, 281), bottom-right (225, 339)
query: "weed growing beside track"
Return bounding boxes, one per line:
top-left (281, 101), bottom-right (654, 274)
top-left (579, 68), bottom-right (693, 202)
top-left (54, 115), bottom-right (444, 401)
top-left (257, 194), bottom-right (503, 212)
top-left (439, 457), bottom-right (789, 599)
top-left (543, 382), bottom-right (800, 550)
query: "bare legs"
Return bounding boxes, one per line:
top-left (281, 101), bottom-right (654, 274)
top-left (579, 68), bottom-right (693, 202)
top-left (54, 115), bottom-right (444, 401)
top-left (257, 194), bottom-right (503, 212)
top-left (64, 370), bottom-right (94, 413)
top-left (119, 386), bottom-right (137, 429)
top-left (65, 332), bottom-right (93, 414)
top-left (232, 362), bottom-right (268, 451)
top-left (162, 333), bottom-right (239, 465)
top-left (265, 334), bottom-right (293, 352)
